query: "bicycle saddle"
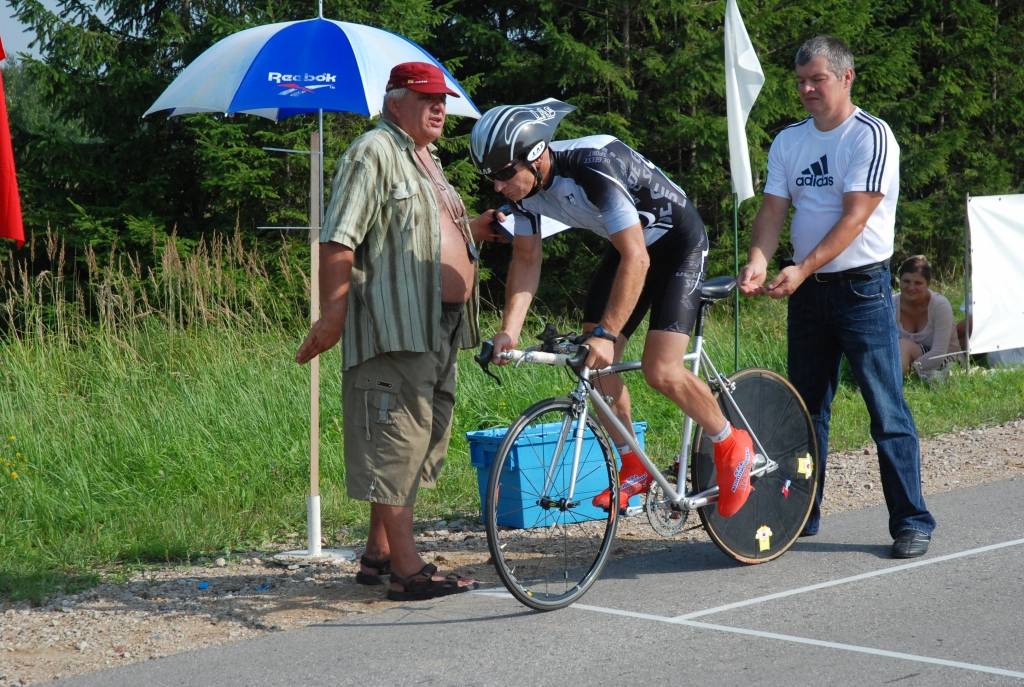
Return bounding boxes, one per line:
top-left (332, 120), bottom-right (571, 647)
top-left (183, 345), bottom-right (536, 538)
top-left (700, 276), bottom-right (737, 301)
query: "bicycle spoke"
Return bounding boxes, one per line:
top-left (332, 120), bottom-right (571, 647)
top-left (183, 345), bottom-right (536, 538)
top-left (485, 399), bottom-right (618, 610)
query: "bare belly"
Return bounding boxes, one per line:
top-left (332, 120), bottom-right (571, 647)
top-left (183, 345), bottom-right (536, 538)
top-left (440, 217), bottom-right (474, 303)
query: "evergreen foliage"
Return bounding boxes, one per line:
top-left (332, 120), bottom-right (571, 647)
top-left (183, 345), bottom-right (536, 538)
top-left (4, 0), bottom-right (1023, 308)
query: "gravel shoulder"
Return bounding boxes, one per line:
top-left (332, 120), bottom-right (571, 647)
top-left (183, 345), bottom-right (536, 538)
top-left (3, 418), bottom-right (1023, 686)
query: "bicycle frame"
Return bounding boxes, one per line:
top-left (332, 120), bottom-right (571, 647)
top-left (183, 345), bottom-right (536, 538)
top-left (535, 327), bottom-right (780, 513)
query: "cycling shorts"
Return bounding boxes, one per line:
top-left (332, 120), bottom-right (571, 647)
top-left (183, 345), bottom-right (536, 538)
top-left (582, 228), bottom-right (708, 338)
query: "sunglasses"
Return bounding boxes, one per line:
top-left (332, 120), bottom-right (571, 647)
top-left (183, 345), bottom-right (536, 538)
top-left (485, 163), bottom-right (519, 182)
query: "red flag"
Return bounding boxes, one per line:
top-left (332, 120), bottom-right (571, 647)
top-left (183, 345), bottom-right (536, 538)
top-left (0, 35), bottom-right (25, 249)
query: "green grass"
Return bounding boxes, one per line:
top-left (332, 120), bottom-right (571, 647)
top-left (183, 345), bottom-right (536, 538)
top-left (2, 238), bottom-right (1020, 603)
top-left (4, 304), bottom-right (1022, 603)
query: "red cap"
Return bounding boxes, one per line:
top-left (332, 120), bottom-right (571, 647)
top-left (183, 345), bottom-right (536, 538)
top-left (386, 61), bottom-right (461, 97)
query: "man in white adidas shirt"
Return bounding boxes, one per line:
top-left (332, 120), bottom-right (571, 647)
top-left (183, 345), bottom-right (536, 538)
top-left (739, 35), bottom-right (935, 559)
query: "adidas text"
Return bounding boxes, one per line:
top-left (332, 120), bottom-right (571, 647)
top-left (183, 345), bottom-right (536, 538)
top-left (795, 175), bottom-right (834, 187)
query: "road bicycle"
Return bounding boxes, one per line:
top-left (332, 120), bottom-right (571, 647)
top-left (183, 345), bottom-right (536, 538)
top-left (474, 276), bottom-right (819, 611)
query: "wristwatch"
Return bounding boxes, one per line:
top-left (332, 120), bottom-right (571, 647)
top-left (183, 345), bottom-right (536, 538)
top-left (590, 325), bottom-right (619, 342)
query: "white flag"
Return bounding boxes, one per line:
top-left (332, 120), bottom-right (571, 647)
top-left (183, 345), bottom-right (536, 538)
top-left (724, 0), bottom-right (764, 203)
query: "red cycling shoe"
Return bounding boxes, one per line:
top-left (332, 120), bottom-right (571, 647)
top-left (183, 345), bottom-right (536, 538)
top-left (713, 427), bottom-right (754, 517)
top-left (592, 452), bottom-right (651, 511)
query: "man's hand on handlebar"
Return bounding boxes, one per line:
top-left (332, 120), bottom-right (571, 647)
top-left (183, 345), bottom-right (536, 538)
top-left (474, 328), bottom-right (591, 384)
top-left (583, 335), bottom-right (614, 369)
top-left (490, 331), bottom-right (517, 365)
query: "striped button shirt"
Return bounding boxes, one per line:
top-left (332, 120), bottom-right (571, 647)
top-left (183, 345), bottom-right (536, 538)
top-left (321, 118), bottom-right (480, 370)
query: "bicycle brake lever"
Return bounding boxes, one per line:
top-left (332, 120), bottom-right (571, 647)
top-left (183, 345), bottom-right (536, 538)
top-left (568, 344), bottom-right (589, 369)
top-left (536, 323), bottom-right (559, 344)
top-left (473, 340), bottom-right (503, 385)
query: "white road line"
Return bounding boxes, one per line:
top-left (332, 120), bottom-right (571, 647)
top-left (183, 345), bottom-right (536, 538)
top-left (571, 604), bottom-right (1024, 680)
top-left (678, 620), bottom-right (1024, 680)
top-left (675, 537), bottom-right (1024, 620)
top-left (573, 603), bottom-right (669, 622)
top-left (477, 537), bottom-right (1024, 679)
top-left (471, 589), bottom-right (513, 598)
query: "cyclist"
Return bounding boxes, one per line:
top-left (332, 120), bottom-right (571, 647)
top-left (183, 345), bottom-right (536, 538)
top-left (470, 99), bottom-right (754, 517)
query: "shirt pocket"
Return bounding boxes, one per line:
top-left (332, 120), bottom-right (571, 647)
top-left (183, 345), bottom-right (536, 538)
top-left (388, 180), bottom-right (421, 232)
top-left (353, 374), bottom-right (403, 441)
top-left (390, 180), bottom-right (418, 201)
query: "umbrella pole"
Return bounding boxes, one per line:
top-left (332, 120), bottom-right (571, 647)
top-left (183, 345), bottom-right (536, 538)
top-left (307, 124), bottom-right (322, 556)
top-left (278, 114), bottom-right (354, 564)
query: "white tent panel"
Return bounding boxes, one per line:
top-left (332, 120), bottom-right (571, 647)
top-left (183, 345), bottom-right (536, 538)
top-left (966, 194), bottom-right (1024, 354)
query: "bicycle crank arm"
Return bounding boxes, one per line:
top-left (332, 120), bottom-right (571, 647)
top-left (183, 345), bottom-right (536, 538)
top-left (750, 453), bottom-right (778, 478)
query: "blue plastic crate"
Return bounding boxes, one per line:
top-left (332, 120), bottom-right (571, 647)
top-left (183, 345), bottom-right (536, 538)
top-left (467, 420), bottom-right (647, 528)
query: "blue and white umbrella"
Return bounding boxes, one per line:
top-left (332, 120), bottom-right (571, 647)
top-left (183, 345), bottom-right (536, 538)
top-left (144, 17), bottom-right (480, 119)
top-left (144, 16), bottom-right (479, 564)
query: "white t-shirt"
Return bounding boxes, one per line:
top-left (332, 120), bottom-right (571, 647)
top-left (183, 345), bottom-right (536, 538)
top-left (764, 108), bottom-right (900, 273)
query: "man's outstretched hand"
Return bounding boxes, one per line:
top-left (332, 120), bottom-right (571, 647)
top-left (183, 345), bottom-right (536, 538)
top-left (738, 259), bottom-right (808, 299)
top-left (296, 316), bottom-right (343, 364)
top-left (761, 265), bottom-right (809, 298)
top-left (469, 208), bottom-right (511, 244)
top-left (737, 260), bottom-right (768, 296)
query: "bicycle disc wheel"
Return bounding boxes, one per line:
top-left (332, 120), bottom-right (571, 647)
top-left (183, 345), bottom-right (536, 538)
top-left (485, 398), bottom-right (619, 611)
top-left (692, 368), bottom-right (818, 564)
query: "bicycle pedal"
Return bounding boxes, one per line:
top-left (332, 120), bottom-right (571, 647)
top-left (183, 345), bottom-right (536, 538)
top-left (623, 505), bottom-right (645, 517)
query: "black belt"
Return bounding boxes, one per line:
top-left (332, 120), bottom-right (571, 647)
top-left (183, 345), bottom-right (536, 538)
top-left (812, 260), bottom-right (888, 283)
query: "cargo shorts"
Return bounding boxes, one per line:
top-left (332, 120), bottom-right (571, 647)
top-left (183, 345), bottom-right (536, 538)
top-left (341, 303), bottom-right (464, 506)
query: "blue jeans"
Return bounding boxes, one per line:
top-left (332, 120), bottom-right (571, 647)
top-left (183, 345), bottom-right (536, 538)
top-left (788, 266), bottom-right (936, 539)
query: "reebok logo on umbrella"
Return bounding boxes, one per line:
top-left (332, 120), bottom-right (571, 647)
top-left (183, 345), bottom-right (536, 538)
top-left (277, 83), bottom-right (337, 97)
top-left (267, 71), bottom-right (337, 83)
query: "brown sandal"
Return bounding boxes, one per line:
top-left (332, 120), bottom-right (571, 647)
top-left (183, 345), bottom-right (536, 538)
top-left (386, 563), bottom-right (479, 601)
top-left (356, 555), bottom-right (391, 586)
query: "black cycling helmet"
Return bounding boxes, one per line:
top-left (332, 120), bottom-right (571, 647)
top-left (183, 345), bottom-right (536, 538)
top-left (469, 98), bottom-right (576, 177)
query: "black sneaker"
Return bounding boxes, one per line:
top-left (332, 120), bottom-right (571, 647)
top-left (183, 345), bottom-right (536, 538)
top-left (891, 529), bottom-right (931, 558)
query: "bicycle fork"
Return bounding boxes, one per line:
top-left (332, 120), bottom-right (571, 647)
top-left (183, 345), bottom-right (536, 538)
top-left (538, 389), bottom-right (591, 511)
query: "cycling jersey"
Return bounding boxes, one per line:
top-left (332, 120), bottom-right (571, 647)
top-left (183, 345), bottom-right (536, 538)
top-left (512, 135), bottom-right (709, 337)
top-left (511, 136), bottom-right (707, 248)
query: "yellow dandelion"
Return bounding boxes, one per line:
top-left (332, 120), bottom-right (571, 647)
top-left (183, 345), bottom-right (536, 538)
top-left (7, 435), bottom-right (14, 442)
top-left (10, 471), bottom-right (18, 480)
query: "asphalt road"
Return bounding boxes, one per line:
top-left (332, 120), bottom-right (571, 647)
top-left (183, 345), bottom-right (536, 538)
top-left (55, 477), bottom-right (1024, 687)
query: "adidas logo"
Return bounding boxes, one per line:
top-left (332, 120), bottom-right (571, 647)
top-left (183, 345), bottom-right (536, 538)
top-left (795, 154), bottom-right (834, 187)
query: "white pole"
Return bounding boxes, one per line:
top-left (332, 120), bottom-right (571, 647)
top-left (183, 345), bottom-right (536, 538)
top-left (276, 112), bottom-right (354, 564)
top-left (307, 124), bottom-right (322, 556)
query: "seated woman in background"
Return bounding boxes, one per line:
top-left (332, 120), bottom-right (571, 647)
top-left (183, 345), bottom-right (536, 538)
top-left (893, 255), bottom-right (961, 377)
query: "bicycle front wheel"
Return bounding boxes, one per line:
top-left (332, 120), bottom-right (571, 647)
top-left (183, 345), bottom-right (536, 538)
top-left (692, 368), bottom-right (818, 564)
top-left (485, 398), bottom-right (619, 611)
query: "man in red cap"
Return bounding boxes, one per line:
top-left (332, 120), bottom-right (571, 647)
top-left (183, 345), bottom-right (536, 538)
top-left (297, 62), bottom-right (499, 600)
